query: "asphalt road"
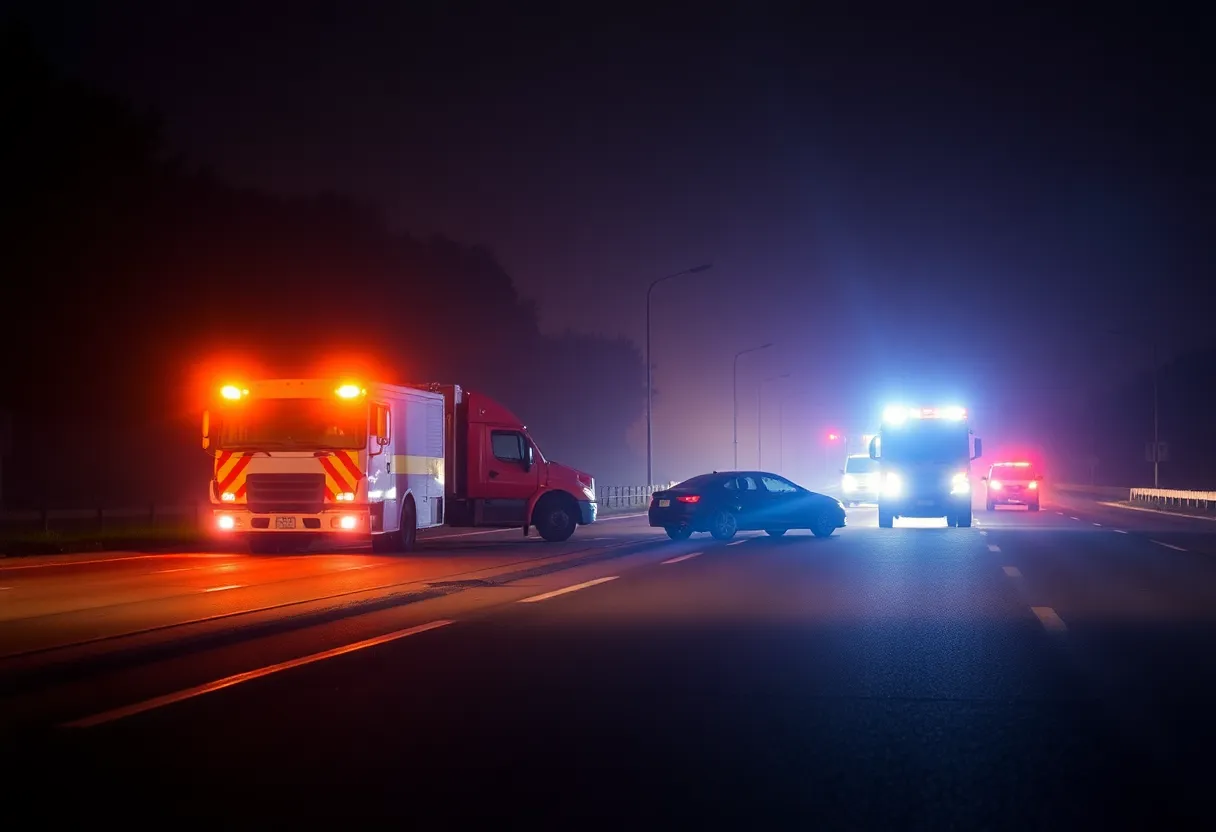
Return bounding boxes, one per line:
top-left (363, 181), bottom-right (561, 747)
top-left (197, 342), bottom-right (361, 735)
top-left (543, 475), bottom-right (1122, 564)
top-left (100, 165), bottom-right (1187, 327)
top-left (6, 492), bottom-right (1215, 827)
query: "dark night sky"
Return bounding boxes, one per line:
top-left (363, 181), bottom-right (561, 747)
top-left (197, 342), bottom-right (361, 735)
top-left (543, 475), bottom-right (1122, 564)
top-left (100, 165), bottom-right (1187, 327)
top-left (10, 1), bottom-right (1214, 481)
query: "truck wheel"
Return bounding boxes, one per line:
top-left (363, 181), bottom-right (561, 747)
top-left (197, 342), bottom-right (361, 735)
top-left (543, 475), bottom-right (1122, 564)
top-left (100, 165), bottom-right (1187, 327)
top-left (399, 499), bottom-right (418, 552)
top-left (957, 510), bottom-right (973, 528)
top-left (986, 499), bottom-right (995, 511)
top-left (534, 494), bottom-right (577, 543)
top-left (665, 526), bottom-right (693, 541)
top-left (709, 510), bottom-right (738, 541)
top-left (878, 508), bottom-right (894, 528)
top-left (1028, 501), bottom-right (1040, 512)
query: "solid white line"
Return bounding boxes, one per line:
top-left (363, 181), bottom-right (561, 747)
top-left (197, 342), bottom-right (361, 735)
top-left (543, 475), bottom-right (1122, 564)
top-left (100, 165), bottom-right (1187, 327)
top-left (0, 553), bottom-right (232, 572)
top-left (154, 567), bottom-right (199, 574)
top-left (63, 619), bottom-right (455, 729)
top-left (203, 584), bottom-right (243, 593)
top-left (662, 552), bottom-right (702, 565)
top-left (1151, 540), bottom-right (1187, 552)
top-left (517, 576), bottom-right (619, 603)
top-left (987, 544), bottom-right (1001, 552)
top-left (1113, 529), bottom-right (1128, 534)
top-left (1002, 566), bottom-right (1022, 578)
top-left (1031, 606), bottom-right (1067, 633)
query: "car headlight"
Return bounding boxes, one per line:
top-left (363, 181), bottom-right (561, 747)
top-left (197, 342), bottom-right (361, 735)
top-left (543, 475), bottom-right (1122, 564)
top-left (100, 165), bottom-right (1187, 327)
top-left (842, 474), bottom-right (857, 490)
top-left (882, 472), bottom-right (901, 496)
top-left (951, 471), bottom-right (970, 494)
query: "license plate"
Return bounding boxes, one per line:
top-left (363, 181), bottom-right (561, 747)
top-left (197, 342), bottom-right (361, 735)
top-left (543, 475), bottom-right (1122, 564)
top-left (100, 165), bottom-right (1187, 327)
top-left (275, 516), bottom-right (297, 529)
top-left (658, 499), bottom-right (670, 507)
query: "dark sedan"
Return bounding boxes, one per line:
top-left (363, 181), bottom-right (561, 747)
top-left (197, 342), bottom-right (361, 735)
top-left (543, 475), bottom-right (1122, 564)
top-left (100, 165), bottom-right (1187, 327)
top-left (648, 471), bottom-right (847, 541)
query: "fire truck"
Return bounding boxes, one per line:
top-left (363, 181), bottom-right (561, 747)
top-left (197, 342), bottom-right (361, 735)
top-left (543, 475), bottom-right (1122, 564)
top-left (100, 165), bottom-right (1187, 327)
top-left (868, 404), bottom-right (983, 528)
top-left (202, 378), bottom-right (597, 553)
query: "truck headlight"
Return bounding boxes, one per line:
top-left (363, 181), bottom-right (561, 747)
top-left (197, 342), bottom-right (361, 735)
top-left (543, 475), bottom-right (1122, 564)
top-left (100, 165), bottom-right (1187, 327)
top-left (842, 474), bottom-right (857, 490)
top-left (882, 472), bottom-right (901, 496)
top-left (951, 472), bottom-right (970, 494)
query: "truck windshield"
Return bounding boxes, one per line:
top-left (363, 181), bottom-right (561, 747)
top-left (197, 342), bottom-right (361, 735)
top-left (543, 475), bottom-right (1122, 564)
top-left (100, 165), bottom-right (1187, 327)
top-left (882, 425), bottom-right (969, 463)
top-left (217, 398), bottom-right (367, 451)
top-left (845, 457), bottom-right (878, 474)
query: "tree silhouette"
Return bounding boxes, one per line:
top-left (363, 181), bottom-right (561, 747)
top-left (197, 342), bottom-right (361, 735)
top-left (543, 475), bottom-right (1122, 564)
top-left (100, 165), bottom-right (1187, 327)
top-left (0, 28), bottom-right (645, 505)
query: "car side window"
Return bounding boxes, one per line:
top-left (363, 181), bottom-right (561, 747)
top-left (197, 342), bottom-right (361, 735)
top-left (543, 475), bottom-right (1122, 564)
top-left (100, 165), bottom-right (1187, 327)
top-left (738, 476), bottom-right (759, 491)
top-left (761, 476), bottom-right (797, 494)
top-left (490, 430), bottom-right (525, 463)
top-left (723, 478), bottom-right (738, 490)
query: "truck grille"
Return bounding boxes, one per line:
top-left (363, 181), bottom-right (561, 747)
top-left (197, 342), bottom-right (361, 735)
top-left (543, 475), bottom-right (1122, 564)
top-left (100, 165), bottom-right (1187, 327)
top-left (245, 473), bottom-right (326, 514)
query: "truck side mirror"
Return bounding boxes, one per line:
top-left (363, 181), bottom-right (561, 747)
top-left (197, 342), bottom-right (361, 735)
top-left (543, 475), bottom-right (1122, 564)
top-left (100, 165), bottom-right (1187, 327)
top-left (374, 404), bottom-right (391, 445)
top-left (972, 438), bottom-right (983, 460)
top-left (523, 443), bottom-right (534, 472)
top-left (201, 410), bottom-right (211, 451)
top-left (868, 436), bottom-right (879, 460)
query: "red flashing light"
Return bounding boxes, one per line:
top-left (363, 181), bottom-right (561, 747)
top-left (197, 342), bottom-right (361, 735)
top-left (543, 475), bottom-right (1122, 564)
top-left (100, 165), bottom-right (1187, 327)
top-left (827, 433), bottom-right (839, 441)
top-left (677, 495), bottom-right (701, 504)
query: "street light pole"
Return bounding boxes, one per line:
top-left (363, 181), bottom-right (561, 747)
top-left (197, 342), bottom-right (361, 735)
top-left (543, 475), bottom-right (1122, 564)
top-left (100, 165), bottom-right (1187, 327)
top-left (758, 373), bottom-right (789, 469)
top-left (646, 263), bottom-right (712, 486)
top-left (733, 343), bottom-right (773, 469)
top-left (1108, 326), bottom-right (1161, 488)
top-left (1152, 339), bottom-right (1159, 488)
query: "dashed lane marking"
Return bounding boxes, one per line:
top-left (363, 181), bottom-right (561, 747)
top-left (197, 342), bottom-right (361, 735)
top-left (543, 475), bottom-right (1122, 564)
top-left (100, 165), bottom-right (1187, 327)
top-left (517, 576), bottom-right (619, 604)
top-left (1151, 540), bottom-right (1187, 552)
top-left (1003, 566), bottom-right (1022, 578)
top-left (662, 552), bottom-right (702, 565)
top-left (203, 584), bottom-right (243, 593)
top-left (1031, 606), bottom-right (1067, 633)
top-left (987, 544), bottom-right (1001, 552)
top-left (1113, 529), bottom-right (1128, 534)
top-left (62, 619), bottom-right (456, 728)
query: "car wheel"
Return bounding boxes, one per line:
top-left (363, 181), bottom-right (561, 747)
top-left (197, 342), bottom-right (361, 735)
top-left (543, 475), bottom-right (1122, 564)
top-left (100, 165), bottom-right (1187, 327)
top-left (986, 500), bottom-right (995, 511)
top-left (957, 510), bottom-right (973, 528)
top-left (709, 510), bottom-right (738, 541)
top-left (878, 508), bottom-right (894, 528)
top-left (665, 525), bottom-right (693, 541)
top-left (811, 514), bottom-right (836, 538)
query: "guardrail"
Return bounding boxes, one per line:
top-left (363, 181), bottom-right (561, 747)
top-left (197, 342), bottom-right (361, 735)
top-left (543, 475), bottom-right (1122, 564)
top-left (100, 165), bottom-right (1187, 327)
top-left (0, 485), bottom-right (675, 535)
top-left (1128, 488), bottom-right (1216, 513)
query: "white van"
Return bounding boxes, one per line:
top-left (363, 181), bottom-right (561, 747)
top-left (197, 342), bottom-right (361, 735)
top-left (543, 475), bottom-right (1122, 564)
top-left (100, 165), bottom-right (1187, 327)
top-left (841, 453), bottom-right (880, 506)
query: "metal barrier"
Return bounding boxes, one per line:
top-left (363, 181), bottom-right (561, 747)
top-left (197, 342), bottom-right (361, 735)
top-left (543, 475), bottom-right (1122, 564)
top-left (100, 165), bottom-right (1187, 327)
top-left (596, 484), bottom-right (673, 511)
top-left (1129, 488), bottom-right (1216, 513)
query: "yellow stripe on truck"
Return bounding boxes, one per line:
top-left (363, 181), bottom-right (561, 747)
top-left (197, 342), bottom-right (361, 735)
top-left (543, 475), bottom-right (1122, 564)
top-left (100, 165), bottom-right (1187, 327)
top-left (392, 455), bottom-right (444, 478)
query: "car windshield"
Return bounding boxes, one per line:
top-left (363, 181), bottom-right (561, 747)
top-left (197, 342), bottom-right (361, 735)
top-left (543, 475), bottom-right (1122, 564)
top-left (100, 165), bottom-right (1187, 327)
top-left (991, 465), bottom-right (1035, 479)
top-left (845, 457), bottom-right (877, 474)
top-left (217, 397), bottom-right (367, 451)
